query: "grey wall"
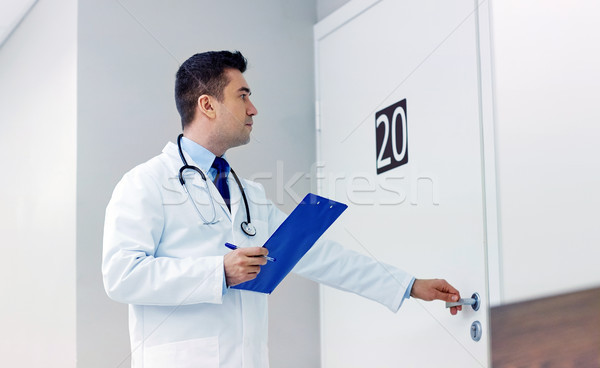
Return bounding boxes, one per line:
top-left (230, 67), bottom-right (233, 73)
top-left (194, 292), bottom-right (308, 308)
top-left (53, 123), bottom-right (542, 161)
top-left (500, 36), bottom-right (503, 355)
top-left (77, 0), bottom-right (319, 367)
top-left (0, 0), bottom-right (77, 366)
top-left (317, 0), bottom-right (351, 21)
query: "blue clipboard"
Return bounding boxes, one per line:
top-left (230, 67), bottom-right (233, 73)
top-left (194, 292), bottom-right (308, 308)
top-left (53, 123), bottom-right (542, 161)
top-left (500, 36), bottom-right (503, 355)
top-left (232, 193), bottom-right (347, 294)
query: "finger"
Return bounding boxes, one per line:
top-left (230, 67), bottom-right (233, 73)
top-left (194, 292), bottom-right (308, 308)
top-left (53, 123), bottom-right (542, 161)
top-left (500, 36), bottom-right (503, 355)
top-left (239, 247), bottom-right (269, 257)
top-left (245, 255), bottom-right (267, 266)
top-left (450, 306), bottom-right (458, 315)
top-left (252, 257), bottom-right (268, 266)
top-left (247, 265), bottom-right (261, 274)
top-left (433, 289), bottom-right (459, 303)
top-left (434, 281), bottom-right (460, 302)
top-left (436, 279), bottom-right (460, 296)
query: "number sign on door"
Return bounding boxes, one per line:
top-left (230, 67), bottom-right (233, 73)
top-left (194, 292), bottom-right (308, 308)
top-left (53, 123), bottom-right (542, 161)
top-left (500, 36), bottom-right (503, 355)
top-left (375, 99), bottom-right (408, 174)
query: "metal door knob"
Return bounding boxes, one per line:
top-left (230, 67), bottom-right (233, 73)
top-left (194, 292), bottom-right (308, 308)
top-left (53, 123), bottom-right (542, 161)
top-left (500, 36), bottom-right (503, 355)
top-left (445, 292), bottom-right (480, 311)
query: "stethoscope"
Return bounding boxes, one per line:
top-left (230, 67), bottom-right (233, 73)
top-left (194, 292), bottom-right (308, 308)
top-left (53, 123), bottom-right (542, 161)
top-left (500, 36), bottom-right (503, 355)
top-left (177, 134), bottom-right (256, 237)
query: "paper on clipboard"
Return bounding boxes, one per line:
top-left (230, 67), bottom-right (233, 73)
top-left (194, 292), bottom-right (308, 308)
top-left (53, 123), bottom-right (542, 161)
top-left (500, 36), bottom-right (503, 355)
top-left (231, 193), bottom-right (347, 294)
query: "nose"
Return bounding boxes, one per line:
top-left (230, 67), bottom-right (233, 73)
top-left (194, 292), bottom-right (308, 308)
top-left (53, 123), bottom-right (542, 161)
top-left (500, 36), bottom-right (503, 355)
top-left (247, 99), bottom-right (258, 116)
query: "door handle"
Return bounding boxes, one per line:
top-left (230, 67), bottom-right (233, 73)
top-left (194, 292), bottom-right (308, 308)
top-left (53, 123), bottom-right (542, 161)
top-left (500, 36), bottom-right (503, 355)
top-left (445, 292), bottom-right (480, 311)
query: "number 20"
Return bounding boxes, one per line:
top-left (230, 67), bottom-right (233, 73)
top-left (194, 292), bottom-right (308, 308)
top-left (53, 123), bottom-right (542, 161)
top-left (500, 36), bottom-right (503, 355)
top-left (376, 106), bottom-right (407, 170)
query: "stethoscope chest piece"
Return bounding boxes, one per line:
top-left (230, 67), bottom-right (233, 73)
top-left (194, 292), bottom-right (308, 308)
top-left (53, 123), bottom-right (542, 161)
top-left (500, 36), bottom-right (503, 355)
top-left (241, 221), bottom-right (257, 237)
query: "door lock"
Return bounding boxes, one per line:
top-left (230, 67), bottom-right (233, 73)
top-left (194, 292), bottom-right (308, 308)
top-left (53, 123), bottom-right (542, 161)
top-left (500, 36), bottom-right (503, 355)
top-left (470, 320), bottom-right (482, 342)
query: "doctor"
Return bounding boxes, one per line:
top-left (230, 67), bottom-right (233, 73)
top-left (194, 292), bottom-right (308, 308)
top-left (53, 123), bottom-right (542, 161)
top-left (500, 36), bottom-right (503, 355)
top-left (102, 50), bottom-right (462, 368)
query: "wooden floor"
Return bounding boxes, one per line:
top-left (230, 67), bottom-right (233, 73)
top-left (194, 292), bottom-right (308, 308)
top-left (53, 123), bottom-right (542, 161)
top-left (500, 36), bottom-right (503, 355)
top-left (491, 287), bottom-right (600, 367)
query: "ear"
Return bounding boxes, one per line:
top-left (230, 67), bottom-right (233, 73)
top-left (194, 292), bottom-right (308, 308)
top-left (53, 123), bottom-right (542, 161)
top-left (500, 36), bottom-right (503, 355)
top-left (197, 95), bottom-right (217, 119)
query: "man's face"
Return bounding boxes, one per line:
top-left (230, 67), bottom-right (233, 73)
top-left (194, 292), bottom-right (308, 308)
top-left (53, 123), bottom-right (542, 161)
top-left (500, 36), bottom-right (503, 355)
top-left (213, 68), bottom-right (258, 151)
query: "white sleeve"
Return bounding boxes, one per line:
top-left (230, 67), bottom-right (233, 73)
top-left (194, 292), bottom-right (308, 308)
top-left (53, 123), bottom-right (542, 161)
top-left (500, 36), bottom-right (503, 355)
top-left (102, 167), bottom-right (224, 306)
top-left (266, 199), bottom-right (413, 313)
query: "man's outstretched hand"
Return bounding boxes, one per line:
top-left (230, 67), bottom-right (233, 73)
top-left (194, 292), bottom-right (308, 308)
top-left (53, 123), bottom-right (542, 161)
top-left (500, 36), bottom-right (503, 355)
top-left (410, 279), bottom-right (462, 315)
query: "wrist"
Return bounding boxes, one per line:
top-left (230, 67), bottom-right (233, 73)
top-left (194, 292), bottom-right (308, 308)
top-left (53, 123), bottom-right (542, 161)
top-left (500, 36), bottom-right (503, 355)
top-left (408, 278), bottom-right (418, 298)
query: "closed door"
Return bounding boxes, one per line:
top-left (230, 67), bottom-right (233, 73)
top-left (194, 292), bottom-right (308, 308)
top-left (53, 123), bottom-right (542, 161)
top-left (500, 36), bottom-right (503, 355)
top-left (315, 0), bottom-right (494, 366)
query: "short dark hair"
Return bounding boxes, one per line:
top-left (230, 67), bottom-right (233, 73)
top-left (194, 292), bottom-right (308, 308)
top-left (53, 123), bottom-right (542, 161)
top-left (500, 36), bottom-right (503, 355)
top-left (175, 51), bottom-right (247, 129)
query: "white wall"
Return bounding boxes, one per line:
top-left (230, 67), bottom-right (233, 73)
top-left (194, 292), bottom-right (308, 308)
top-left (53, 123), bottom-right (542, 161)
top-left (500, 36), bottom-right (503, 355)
top-left (77, 1), bottom-right (319, 367)
top-left (0, 0), bottom-right (77, 366)
top-left (491, 0), bottom-right (600, 303)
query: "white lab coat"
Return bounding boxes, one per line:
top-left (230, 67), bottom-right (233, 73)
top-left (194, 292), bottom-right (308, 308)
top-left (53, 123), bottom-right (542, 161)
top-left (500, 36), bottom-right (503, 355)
top-left (102, 142), bottom-right (413, 368)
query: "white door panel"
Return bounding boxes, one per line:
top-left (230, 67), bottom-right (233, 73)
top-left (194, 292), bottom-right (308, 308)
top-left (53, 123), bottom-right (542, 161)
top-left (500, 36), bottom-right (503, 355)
top-left (315, 0), bottom-right (491, 366)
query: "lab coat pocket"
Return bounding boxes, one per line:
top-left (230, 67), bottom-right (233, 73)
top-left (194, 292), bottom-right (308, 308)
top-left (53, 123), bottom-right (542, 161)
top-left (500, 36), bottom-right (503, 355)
top-left (144, 336), bottom-right (219, 368)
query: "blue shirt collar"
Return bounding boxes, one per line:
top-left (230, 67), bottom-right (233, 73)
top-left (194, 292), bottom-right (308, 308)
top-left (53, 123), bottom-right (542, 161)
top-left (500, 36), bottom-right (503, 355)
top-left (180, 136), bottom-right (229, 178)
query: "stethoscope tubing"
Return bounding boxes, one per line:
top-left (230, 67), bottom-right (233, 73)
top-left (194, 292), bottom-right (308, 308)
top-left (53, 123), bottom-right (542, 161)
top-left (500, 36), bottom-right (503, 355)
top-left (176, 134), bottom-right (256, 236)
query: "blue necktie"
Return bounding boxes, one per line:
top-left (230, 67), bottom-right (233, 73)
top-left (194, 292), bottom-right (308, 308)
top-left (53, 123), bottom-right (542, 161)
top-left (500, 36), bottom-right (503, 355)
top-left (212, 157), bottom-right (231, 211)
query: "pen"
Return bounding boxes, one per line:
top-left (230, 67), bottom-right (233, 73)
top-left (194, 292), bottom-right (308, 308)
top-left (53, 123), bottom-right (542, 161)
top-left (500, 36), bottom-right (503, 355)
top-left (224, 242), bottom-right (276, 262)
